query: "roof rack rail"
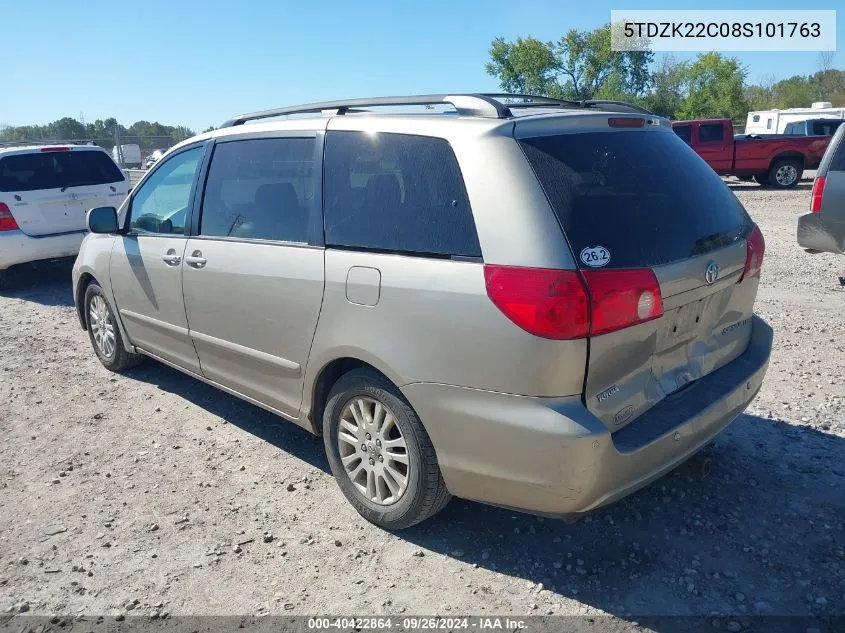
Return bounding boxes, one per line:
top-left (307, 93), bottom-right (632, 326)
top-left (483, 94), bottom-right (654, 115)
top-left (220, 93), bottom-right (655, 127)
top-left (221, 94), bottom-right (511, 127)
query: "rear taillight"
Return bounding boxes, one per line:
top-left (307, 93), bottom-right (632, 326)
top-left (40, 146), bottom-right (70, 152)
top-left (740, 225), bottom-right (765, 282)
top-left (483, 266), bottom-right (589, 340)
top-left (810, 176), bottom-right (826, 213)
top-left (0, 203), bottom-right (19, 232)
top-left (581, 269), bottom-right (663, 336)
top-left (484, 265), bottom-right (663, 339)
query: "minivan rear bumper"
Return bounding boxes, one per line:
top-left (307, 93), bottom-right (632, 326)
top-left (797, 212), bottom-right (845, 255)
top-left (0, 229), bottom-right (86, 271)
top-left (402, 315), bottom-right (772, 517)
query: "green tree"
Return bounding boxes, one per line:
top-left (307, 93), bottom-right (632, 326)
top-left (47, 117), bottom-right (87, 140)
top-left (555, 25), bottom-right (652, 99)
top-left (770, 75), bottom-right (813, 109)
top-left (0, 116), bottom-right (192, 149)
top-left (676, 53), bottom-right (748, 121)
top-left (643, 55), bottom-right (688, 118)
top-left (485, 25), bottom-right (653, 101)
top-left (485, 36), bottom-right (559, 96)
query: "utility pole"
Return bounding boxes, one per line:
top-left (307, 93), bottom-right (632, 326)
top-left (114, 126), bottom-right (124, 167)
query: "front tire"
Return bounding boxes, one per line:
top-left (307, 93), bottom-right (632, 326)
top-left (84, 282), bottom-right (144, 372)
top-left (323, 369), bottom-right (451, 530)
top-left (768, 159), bottom-right (802, 189)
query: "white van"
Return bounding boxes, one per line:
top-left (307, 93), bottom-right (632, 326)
top-left (745, 102), bottom-right (845, 135)
top-left (0, 144), bottom-right (129, 286)
top-left (111, 144), bottom-right (143, 169)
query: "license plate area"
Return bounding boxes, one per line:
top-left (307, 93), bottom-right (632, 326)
top-left (659, 299), bottom-right (706, 346)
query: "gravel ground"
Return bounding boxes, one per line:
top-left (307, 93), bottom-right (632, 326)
top-left (0, 176), bottom-right (843, 627)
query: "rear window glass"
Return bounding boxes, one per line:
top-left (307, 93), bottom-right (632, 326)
top-left (518, 130), bottom-right (752, 269)
top-left (0, 150), bottom-right (124, 192)
top-left (812, 120), bottom-right (843, 136)
top-left (324, 131), bottom-right (481, 258)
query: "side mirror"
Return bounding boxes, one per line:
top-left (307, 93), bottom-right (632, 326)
top-left (87, 207), bottom-right (119, 234)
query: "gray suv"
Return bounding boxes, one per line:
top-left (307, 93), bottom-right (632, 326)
top-left (72, 94), bottom-right (773, 530)
top-left (798, 122), bottom-right (845, 256)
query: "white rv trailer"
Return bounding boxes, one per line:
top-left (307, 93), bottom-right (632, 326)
top-left (745, 102), bottom-right (845, 135)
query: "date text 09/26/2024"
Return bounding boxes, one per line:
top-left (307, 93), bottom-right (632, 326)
top-left (307, 617), bottom-right (527, 630)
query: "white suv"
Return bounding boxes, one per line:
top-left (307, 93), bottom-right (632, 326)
top-left (0, 144), bottom-right (129, 286)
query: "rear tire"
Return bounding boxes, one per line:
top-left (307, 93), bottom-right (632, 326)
top-left (323, 368), bottom-right (451, 530)
top-left (0, 269), bottom-right (7, 290)
top-left (84, 282), bottom-right (144, 372)
top-left (768, 159), bottom-right (802, 189)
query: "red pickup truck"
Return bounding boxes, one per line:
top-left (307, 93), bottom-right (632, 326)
top-left (671, 118), bottom-right (831, 189)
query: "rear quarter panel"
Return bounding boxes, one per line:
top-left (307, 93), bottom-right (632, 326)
top-left (306, 249), bottom-right (588, 398)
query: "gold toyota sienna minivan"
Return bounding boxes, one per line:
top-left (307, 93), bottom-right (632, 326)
top-left (73, 94), bottom-right (772, 530)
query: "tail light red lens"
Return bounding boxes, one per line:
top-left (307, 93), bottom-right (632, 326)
top-left (0, 203), bottom-right (19, 231)
top-left (741, 224), bottom-right (765, 281)
top-left (484, 265), bottom-right (663, 339)
top-left (483, 266), bottom-right (589, 339)
top-left (39, 146), bottom-right (70, 152)
top-left (581, 269), bottom-right (664, 336)
top-left (810, 176), bottom-right (826, 213)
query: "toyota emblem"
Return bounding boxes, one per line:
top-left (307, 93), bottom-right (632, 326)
top-left (704, 261), bottom-right (719, 285)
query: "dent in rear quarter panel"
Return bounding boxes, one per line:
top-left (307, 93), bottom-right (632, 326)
top-left (307, 249), bottom-right (587, 397)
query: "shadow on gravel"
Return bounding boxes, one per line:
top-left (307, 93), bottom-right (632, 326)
top-left (398, 414), bottom-right (845, 624)
top-left (0, 259), bottom-right (75, 307)
top-left (116, 359), bottom-right (845, 627)
top-left (125, 361), bottom-right (329, 474)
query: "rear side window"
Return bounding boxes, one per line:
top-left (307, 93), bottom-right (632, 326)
top-left (324, 131), bottom-right (481, 258)
top-left (812, 120), bottom-right (842, 136)
top-left (200, 138), bottom-right (316, 243)
top-left (518, 130), bottom-right (752, 269)
top-left (0, 150), bottom-right (124, 192)
top-left (673, 125), bottom-right (691, 145)
top-left (698, 123), bottom-right (724, 143)
top-left (828, 127), bottom-right (845, 172)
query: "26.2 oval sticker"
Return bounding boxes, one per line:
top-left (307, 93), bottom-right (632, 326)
top-left (580, 245), bottom-right (611, 268)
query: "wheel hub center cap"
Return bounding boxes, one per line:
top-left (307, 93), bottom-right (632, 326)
top-left (367, 442), bottom-right (379, 457)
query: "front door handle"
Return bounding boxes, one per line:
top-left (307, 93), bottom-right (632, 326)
top-left (185, 250), bottom-right (207, 269)
top-left (161, 249), bottom-right (181, 266)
